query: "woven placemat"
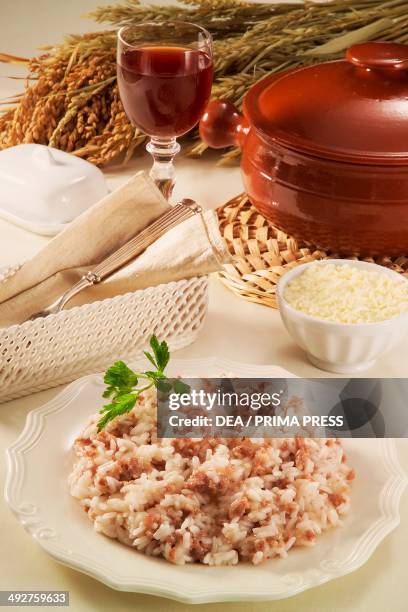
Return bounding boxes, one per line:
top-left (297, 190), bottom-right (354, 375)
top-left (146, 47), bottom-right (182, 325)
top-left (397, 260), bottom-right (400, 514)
top-left (217, 194), bottom-right (408, 309)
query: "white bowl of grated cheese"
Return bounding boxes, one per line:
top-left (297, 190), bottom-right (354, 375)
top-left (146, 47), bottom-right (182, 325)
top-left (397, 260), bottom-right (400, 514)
top-left (276, 260), bottom-right (408, 373)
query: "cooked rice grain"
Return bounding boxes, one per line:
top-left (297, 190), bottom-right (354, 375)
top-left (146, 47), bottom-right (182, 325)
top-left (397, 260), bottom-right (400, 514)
top-left (69, 388), bottom-right (354, 565)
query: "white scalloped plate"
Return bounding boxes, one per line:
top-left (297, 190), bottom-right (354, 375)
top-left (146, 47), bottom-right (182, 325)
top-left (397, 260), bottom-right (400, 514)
top-left (5, 358), bottom-right (408, 604)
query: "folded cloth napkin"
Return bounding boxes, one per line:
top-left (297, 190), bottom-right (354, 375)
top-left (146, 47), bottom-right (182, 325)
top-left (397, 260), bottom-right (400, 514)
top-left (0, 171), bottom-right (229, 327)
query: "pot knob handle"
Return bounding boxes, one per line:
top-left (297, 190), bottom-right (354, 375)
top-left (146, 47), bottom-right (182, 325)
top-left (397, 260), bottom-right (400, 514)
top-left (199, 99), bottom-right (250, 149)
top-left (347, 42), bottom-right (408, 71)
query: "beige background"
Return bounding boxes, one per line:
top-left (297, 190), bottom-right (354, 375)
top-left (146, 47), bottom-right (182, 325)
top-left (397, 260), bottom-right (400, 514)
top-left (0, 1), bottom-right (407, 611)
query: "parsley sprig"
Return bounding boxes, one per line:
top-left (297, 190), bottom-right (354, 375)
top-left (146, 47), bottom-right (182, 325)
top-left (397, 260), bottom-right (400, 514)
top-left (97, 335), bottom-right (187, 431)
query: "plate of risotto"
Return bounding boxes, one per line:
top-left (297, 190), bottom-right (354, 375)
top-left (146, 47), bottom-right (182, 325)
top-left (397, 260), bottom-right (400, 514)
top-left (5, 356), bottom-right (407, 603)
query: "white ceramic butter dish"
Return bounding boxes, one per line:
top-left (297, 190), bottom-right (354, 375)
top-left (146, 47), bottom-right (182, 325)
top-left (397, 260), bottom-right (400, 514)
top-left (0, 144), bottom-right (108, 235)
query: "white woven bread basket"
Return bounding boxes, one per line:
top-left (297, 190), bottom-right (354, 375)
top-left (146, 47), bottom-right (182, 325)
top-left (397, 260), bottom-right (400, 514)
top-left (0, 271), bottom-right (208, 403)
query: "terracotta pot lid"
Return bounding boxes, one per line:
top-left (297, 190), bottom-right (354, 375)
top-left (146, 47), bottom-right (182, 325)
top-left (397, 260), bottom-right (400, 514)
top-left (244, 42), bottom-right (408, 165)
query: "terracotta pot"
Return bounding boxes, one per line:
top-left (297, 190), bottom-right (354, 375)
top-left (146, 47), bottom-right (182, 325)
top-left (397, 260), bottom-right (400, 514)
top-left (200, 43), bottom-right (408, 256)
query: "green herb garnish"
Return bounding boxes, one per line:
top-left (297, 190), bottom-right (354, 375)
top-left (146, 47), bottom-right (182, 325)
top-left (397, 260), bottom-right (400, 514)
top-left (97, 335), bottom-right (187, 431)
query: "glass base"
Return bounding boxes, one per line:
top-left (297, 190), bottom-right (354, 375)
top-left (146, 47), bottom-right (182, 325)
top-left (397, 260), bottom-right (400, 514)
top-left (146, 137), bottom-right (181, 200)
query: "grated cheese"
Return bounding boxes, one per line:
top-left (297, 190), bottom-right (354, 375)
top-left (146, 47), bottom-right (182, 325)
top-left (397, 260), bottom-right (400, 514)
top-left (283, 264), bottom-right (408, 324)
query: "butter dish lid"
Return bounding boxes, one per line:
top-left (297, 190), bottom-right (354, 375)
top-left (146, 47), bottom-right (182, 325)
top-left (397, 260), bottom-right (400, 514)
top-left (0, 144), bottom-right (108, 236)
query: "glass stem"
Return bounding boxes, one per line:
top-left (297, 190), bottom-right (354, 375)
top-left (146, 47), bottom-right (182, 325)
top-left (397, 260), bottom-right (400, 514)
top-left (146, 137), bottom-right (181, 200)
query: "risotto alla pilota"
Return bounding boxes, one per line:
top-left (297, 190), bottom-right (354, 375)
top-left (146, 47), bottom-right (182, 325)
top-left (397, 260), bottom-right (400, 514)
top-left (69, 386), bottom-right (354, 566)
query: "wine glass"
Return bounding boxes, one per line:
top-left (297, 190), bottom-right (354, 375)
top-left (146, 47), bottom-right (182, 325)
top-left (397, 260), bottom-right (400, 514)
top-left (117, 21), bottom-right (213, 199)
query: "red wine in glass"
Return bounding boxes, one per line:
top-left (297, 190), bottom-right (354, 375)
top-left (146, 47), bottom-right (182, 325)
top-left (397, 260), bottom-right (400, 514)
top-left (117, 22), bottom-right (214, 199)
top-left (118, 45), bottom-right (213, 138)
